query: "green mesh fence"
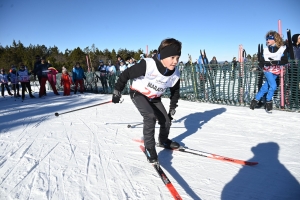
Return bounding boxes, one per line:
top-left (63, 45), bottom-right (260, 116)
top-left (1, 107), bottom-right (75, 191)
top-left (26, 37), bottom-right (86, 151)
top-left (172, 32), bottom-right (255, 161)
top-left (51, 61), bottom-right (299, 112)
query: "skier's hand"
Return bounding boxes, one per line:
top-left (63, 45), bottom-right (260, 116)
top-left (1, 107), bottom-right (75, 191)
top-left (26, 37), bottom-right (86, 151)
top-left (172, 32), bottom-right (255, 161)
top-left (112, 89), bottom-right (121, 103)
top-left (168, 108), bottom-right (176, 121)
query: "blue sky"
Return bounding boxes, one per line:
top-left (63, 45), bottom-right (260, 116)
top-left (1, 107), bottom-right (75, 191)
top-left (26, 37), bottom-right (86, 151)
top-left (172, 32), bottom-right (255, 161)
top-left (0, 0), bottom-right (298, 62)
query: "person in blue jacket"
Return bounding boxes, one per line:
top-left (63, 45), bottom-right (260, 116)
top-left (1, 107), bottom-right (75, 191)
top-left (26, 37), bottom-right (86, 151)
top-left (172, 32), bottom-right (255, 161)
top-left (72, 62), bottom-right (86, 94)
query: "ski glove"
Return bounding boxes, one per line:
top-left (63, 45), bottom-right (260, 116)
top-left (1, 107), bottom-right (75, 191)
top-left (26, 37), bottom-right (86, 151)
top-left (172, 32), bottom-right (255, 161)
top-left (112, 89), bottom-right (121, 103)
top-left (168, 108), bottom-right (176, 120)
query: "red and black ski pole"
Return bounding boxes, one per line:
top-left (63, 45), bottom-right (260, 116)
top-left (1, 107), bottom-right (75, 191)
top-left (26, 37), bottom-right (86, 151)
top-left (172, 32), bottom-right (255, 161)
top-left (54, 100), bottom-right (113, 117)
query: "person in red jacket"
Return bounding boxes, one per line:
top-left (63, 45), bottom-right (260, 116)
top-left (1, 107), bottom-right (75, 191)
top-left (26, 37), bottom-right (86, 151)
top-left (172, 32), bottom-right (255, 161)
top-left (61, 67), bottom-right (73, 96)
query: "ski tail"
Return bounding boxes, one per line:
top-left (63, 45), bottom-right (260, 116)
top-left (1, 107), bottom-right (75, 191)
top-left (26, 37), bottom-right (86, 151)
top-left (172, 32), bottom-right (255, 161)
top-left (139, 145), bottom-right (182, 200)
top-left (135, 139), bottom-right (258, 166)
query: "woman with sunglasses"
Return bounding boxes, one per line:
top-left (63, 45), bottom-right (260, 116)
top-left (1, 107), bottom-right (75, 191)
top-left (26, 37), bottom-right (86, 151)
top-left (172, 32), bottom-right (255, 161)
top-left (250, 30), bottom-right (288, 112)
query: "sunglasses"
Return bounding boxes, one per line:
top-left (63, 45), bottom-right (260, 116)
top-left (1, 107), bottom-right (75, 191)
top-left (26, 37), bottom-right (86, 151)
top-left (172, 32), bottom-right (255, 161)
top-left (266, 36), bottom-right (275, 41)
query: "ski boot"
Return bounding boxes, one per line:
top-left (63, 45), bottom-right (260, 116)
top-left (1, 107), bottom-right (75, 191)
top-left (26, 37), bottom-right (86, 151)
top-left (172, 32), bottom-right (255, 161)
top-left (250, 99), bottom-right (259, 110)
top-left (265, 100), bottom-right (273, 112)
top-left (157, 139), bottom-right (180, 150)
top-left (145, 147), bottom-right (158, 163)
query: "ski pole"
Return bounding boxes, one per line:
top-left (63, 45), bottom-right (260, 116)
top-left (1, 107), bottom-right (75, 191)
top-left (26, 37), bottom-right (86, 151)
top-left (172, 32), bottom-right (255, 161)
top-left (54, 99), bottom-right (120, 117)
top-left (127, 122), bottom-right (143, 128)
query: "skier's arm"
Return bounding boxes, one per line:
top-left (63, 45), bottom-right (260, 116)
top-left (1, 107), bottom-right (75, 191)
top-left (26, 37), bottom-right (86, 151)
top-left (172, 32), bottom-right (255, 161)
top-left (169, 79), bottom-right (180, 108)
top-left (114, 60), bottom-right (146, 92)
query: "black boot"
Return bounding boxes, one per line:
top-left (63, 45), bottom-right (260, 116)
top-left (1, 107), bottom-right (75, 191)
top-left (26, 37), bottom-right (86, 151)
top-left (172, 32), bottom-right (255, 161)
top-left (157, 139), bottom-right (180, 150)
top-left (265, 100), bottom-right (273, 111)
top-left (145, 147), bottom-right (158, 163)
top-left (250, 99), bottom-right (259, 110)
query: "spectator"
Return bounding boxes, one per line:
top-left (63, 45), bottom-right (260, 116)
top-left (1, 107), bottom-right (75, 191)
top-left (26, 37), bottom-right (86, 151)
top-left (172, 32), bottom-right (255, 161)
top-left (127, 58), bottom-right (134, 68)
top-left (35, 57), bottom-right (59, 97)
top-left (47, 64), bottom-right (60, 95)
top-left (152, 49), bottom-right (158, 58)
top-left (18, 63), bottom-right (35, 100)
top-left (106, 60), bottom-right (116, 93)
top-left (210, 56), bottom-right (218, 76)
top-left (61, 67), bottom-right (73, 96)
top-left (72, 62), bottom-right (86, 94)
top-left (98, 60), bottom-right (108, 93)
top-left (116, 54), bottom-right (123, 74)
top-left (222, 61), bottom-right (230, 78)
top-left (231, 57), bottom-right (238, 79)
top-left (33, 55), bottom-right (46, 95)
top-left (119, 60), bottom-right (127, 73)
top-left (178, 61), bottom-right (184, 72)
top-left (7, 65), bottom-right (21, 97)
top-left (250, 30), bottom-right (288, 112)
top-left (292, 33), bottom-right (300, 60)
top-left (0, 69), bottom-right (13, 97)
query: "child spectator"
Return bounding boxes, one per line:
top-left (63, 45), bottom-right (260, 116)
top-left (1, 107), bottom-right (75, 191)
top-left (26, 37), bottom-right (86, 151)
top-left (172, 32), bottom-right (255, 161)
top-left (8, 65), bottom-right (21, 97)
top-left (18, 63), bottom-right (35, 100)
top-left (61, 67), bottom-right (73, 96)
top-left (72, 62), bottom-right (86, 94)
top-left (0, 69), bottom-right (13, 97)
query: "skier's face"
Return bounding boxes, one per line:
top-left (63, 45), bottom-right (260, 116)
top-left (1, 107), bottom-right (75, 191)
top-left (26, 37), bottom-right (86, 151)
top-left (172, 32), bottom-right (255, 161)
top-left (161, 55), bottom-right (180, 70)
top-left (266, 36), bottom-right (275, 46)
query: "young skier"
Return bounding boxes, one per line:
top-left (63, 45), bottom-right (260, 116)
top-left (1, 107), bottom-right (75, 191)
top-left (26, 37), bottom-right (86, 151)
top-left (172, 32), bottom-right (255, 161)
top-left (250, 30), bottom-right (288, 112)
top-left (98, 60), bottom-right (108, 93)
top-left (72, 62), bottom-right (86, 94)
top-left (0, 69), bottom-right (13, 97)
top-left (61, 67), bottom-right (73, 96)
top-left (8, 65), bottom-right (21, 97)
top-left (112, 38), bottom-right (181, 163)
top-left (18, 63), bottom-right (35, 100)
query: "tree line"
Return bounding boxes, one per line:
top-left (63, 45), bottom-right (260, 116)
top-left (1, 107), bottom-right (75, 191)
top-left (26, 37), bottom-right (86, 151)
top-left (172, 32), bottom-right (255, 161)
top-left (0, 40), bottom-right (153, 72)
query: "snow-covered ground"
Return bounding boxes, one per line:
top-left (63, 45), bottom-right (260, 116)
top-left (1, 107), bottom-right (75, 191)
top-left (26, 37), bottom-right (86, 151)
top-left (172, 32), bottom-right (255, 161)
top-left (0, 89), bottom-right (300, 200)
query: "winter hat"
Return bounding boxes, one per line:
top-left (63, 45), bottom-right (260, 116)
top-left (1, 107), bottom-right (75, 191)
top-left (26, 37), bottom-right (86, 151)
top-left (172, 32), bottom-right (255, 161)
top-left (120, 60), bottom-right (124, 64)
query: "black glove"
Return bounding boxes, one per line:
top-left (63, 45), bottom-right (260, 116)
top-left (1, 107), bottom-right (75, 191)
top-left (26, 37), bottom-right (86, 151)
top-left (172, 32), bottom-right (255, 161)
top-left (168, 108), bottom-right (176, 120)
top-left (112, 89), bottom-right (121, 103)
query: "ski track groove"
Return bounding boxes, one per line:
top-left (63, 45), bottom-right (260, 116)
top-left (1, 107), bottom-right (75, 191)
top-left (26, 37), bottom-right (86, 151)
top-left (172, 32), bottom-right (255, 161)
top-left (0, 132), bottom-right (40, 186)
top-left (9, 142), bottom-right (59, 194)
top-left (65, 131), bottom-right (78, 165)
top-left (26, 172), bottom-right (36, 200)
top-left (80, 119), bottom-right (113, 198)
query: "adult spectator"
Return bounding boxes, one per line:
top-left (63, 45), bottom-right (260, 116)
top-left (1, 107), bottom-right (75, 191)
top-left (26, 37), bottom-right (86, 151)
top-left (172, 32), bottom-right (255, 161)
top-left (98, 60), bottom-right (108, 93)
top-left (210, 56), bottom-right (218, 76)
top-left (152, 49), bottom-right (158, 58)
top-left (231, 57), bottom-right (238, 79)
top-left (33, 55), bottom-right (46, 95)
top-left (292, 34), bottom-right (300, 60)
top-left (106, 60), bottom-right (116, 93)
top-left (36, 57), bottom-right (59, 97)
top-left (72, 62), bottom-right (86, 94)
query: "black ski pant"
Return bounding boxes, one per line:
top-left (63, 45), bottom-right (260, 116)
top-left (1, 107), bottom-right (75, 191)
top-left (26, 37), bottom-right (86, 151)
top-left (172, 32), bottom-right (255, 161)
top-left (1, 83), bottom-right (12, 96)
top-left (130, 91), bottom-right (171, 148)
top-left (100, 76), bottom-right (108, 93)
top-left (20, 82), bottom-right (33, 98)
top-left (11, 83), bottom-right (20, 95)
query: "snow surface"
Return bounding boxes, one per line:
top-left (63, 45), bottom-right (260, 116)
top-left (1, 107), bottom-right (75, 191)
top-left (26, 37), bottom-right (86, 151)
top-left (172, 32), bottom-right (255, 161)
top-left (0, 90), bottom-right (300, 200)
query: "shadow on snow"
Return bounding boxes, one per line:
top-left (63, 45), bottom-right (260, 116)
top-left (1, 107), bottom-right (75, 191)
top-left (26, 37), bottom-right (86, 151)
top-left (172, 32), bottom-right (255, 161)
top-left (221, 142), bottom-right (300, 200)
top-left (158, 107), bottom-right (227, 199)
